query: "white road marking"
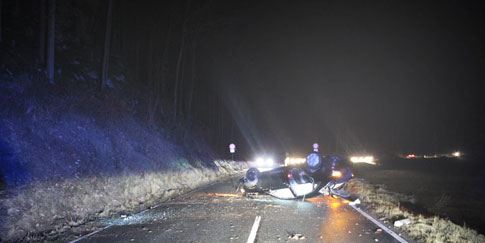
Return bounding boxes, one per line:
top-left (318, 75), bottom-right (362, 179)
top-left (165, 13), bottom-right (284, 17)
top-left (247, 215), bottom-right (262, 243)
top-left (68, 225), bottom-right (113, 243)
top-left (349, 204), bottom-right (408, 243)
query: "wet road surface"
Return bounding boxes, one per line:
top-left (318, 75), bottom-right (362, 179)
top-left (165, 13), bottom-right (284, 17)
top-left (77, 177), bottom-right (406, 243)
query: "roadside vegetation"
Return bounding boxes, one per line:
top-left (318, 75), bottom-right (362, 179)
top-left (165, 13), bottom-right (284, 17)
top-left (0, 68), bottom-right (247, 241)
top-left (0, 2), bottom-right (250, 241)
top-left (348, 178), bottom-right (485, 243)
top-left (1, 160), bottom-right (245, 241)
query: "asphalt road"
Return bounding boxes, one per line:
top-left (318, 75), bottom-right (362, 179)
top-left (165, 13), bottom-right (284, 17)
top-left (76, 177), bottom-right (406, 243)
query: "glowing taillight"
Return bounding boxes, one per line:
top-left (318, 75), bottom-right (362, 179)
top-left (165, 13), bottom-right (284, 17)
top-left (331, 170), bottom-right (342, 178)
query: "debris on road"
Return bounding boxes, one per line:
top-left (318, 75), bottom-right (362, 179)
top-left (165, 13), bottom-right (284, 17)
top-left (394, 218), bottom-right (411, 227)
top-left (288, 233), bottom-right (305, 240)
top-left (349, 199), bottom-right (361, 206)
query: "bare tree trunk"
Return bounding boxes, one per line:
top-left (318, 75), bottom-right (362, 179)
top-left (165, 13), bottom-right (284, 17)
top-left (101, 0), bottom-right (113, 91)
top-left (178, 54), bottom-right (187, 117)
top-left (230, 115), bottom-right (234, 141)
top-left (134, 43), bottom-right (141, 78)
top-left (147, 22), bottom-right (163, 122)
top-left (173, 44), bottom-right (183, 121)
top-left (0, 0), bottom-right (3, 43)
top-left (39, 0), bottom-right (46, 62)
top-left (218, 100), bottom-right (224, 147)
top-left (186, 33), bottom-right (197, 118)
top-left (158, 11), bottom-right (173, 114)
top-left (148, 7), bottom-right (173, 122)
top-left (212, 95), bottom-right (216, 140)
top-left (173, 0), bottom-right (191, 122)
top-left (173, 44), bottom-right (185, 121)
top-left (46, 0), bottom-right (55, 84)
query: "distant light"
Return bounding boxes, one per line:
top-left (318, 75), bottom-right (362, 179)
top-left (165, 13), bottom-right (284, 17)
top-left (253, 156), bottom-right (275, 169)
top-left (406, 154), bottom-right (416, 159)
top-left (350, 156), bottom-right (376, 165)
top-left (423, 154), bottom-right (439, 159)
top-left (452, 151), bottom-right (461, 157)
top-left (331, 170), bottom-right (342, 178)
top-left (284, 157), bottom-right (306, 166)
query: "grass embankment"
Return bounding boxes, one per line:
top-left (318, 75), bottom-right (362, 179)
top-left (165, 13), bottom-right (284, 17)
top-left (1, 160), bottom-right (246, 241)
top-left (0, 76), bottom-right (247, 241)
top-left (347, 178), bottom-right (485, 243)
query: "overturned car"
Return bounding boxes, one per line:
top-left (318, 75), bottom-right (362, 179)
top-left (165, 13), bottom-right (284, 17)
top-left (240, 152), bottom-right (353, 200)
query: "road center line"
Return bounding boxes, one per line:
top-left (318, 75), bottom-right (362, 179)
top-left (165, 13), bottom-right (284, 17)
top-left (349, 204), bottom-right (408, 243)
top-left (246, 215), bottom-right (262, 243)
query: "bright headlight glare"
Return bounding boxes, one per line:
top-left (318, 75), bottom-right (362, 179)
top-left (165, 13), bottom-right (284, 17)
top-left (350, 156), bottom-right (376, 165)
top-left (256, 157), bottom-right (264, 164)
top-left (266, 158), bottom-right (274, 165)
top-left (285, 157), bottom-right (306, 165)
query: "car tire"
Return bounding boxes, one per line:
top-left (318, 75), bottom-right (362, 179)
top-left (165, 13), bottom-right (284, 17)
top-left (305, 152), bottom-right (323, 174)
top-left (245, 167), bottom-right (260, 189)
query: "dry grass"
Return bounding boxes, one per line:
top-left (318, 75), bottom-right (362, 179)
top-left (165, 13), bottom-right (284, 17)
top-left (347, 178), bottom-right (485, 243)
top-left (0, 160), bottom-right (247, 241)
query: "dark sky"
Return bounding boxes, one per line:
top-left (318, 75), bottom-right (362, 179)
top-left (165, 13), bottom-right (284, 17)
top-left (201, 1), bottom-right (485, 156)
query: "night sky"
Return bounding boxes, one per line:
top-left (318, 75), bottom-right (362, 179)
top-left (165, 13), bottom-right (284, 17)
top-left (199, 1), bottom-right (485, 156)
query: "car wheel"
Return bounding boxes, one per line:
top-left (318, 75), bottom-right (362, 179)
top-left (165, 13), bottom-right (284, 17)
top-left (245, 167), bottom-right (260, 189)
